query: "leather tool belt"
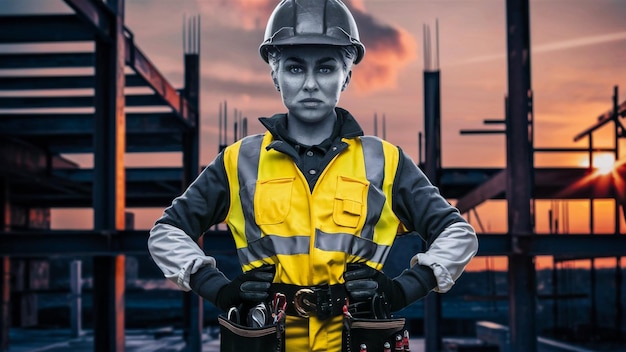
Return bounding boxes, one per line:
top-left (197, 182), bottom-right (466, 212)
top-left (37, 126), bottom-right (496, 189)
top-left (270, 283), bottom-right (347, 320)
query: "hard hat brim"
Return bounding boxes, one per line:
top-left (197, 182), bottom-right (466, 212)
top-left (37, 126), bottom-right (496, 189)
top-left (259, 33), bottom-right (365, 65)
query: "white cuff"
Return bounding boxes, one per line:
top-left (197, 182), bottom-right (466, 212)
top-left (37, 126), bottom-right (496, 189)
top-left (411, 253), bottom-right (455, 293)
top-left (166, 256), bottom-right (216, 291)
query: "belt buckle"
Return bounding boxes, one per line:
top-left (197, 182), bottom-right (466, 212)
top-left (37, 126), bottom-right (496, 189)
top-left (293, 288), bottom-right (316, 318)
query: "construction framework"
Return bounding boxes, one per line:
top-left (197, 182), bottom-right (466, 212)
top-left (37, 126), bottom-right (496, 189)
top-left (0, 0), bottom-right (625, 351)
top-left (0, 0), bottom-right (201, 350)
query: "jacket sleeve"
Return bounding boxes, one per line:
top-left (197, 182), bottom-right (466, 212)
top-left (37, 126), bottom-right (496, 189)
top-left (148, 153), bottom-right (230, 291)
top-left (392, 148), bottom-right (478, 293)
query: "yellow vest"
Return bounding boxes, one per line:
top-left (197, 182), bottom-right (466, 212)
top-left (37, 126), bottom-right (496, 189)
top-left (223, 132), bottom-right (401, 286)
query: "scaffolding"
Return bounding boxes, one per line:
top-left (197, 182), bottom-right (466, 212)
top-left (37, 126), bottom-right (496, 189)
top-left (0, 0), bottom-right (201, 350)
top-left (0, 0), bottom-right (625, 351)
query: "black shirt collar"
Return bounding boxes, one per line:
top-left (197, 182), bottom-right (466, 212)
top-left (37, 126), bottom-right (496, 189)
top-left (259, 107), bottom-right (364, 152)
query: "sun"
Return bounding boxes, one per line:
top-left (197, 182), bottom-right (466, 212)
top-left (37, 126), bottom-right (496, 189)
top-left (580, 154), bottom-right (616, 175)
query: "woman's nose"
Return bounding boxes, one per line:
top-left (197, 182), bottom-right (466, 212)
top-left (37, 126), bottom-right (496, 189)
top-left (303, 71), bottom-right (319, 91)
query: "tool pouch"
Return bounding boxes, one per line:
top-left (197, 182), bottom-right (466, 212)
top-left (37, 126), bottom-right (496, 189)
top-left (218, 315), bottom-right (285, 352)
top-left (342, 316), bottom-right (406, 352)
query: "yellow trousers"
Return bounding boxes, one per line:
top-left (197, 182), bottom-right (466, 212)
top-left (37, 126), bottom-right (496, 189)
top-left (285, 315), bottom-right (343, 351)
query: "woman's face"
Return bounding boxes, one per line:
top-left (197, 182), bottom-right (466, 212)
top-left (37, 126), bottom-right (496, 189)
top-left (272, 46), bottom-right (351, 125)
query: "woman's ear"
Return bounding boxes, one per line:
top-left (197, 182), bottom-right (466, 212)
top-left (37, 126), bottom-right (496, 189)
top-left (271, 71), bottom-right (280, 92)
top-left (341, 71), bottom-right (352, 91)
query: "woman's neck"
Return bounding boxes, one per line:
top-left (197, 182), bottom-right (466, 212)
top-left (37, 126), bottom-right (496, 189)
top-left (287, 113), bottom-right (337, 146)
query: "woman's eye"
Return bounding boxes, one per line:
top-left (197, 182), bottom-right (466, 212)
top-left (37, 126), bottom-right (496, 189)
top-left (318, 66), bottom-right (334, 74)
top-left (288, 65), bottom-right (303, 74)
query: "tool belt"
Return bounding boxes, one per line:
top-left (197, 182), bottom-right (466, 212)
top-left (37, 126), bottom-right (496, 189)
top-left (218, 314), bottom-right (284, 352)
top-left (342, 316), bottom-right (407, 352)
top-left (270, 283), bottom-right (347, 320)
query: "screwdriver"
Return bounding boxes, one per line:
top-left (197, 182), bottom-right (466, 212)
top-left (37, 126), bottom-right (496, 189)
top-left (383, 341), bottom-right (391, 352)
top-left (394, 334), bottom-right (403, 351)
top-left (403, 330), bottom-right (410, 351)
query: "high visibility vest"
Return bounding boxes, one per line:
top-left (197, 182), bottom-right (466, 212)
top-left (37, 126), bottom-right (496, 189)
top-left (222, 132), bottom-right (402, 286)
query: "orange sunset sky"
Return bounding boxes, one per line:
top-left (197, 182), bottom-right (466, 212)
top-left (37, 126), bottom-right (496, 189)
top-left (2, 0), bottom-right (625, 271)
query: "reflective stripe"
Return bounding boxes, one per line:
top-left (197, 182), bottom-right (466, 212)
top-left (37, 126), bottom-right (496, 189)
top-left (315, 229), bottom-right (391, 266)
top-left (238, 235), bottom-right (310, 266)
top-left (237, 134), bottom-right (264, 243)
top-left (232, 134), bottom-right (397, 268)
top-left (360, 136), bottom-right (385, 241)
top-left (238, 230), bottom-right (392, 267)
top-left (360, 136), bottom-right (384, 189)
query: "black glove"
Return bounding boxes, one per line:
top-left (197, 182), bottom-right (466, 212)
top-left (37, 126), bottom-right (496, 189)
top-left (190, 265), bottom-right (275, 311)
top-left (344, 263), bottom-right (437, 312)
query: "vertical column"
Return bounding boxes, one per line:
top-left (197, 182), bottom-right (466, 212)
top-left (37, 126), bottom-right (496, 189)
top-left (588, 135), bottom-right (597, 335)
top-left (92, 0), bottom-right (126, 351)
top-left (70, 260), bottom-right (83, 338)
top-left (182, 16), bottom-right (202, 351)
top-left (423, 70), bottom-right (442, 352)
top-left (0, 179), bottom-right (9, 351)
top-left (612, 86), bottom-right (623, 335)
top-left (505, 0), bottom-right (536, 351)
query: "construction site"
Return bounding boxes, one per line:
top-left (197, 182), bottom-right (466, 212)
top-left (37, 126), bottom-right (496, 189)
top-left (0, 0), bottom-right (625, 351)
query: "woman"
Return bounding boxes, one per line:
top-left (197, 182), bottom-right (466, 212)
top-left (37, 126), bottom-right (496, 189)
top-left (148, 0), bottom-right (478, 350)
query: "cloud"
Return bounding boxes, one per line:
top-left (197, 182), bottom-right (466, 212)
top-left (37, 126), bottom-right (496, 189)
top-left (204, 0), bottom-right (418, 94)
top-left (450, 31), bottom-right (626, 66)
top-left (200, 0), bottom-right (276, 30)
top-left (203, 75), bottom-right (277, 100)
top-left (349, 7), bottom-right (417, 92)
top-left (533, 31), bottom-right (626, 53)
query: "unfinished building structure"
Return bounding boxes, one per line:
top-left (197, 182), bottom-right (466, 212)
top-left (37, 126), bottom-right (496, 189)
top-left (0, 0), bottom-right (624, 351)
top-left (0, 0), bottom-right (202, 350)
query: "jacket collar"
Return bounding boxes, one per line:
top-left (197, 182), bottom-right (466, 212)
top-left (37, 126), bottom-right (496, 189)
top-left (258, 107), bottom-right (364, 145)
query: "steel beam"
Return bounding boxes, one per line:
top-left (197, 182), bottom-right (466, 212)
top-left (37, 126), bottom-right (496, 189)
top-left (0, 232), bottom-right (623, 257)
top-left (0, 75), bottom-right (145, 91)
top-left (11, 192), bottom-right (178, 208)
top-left (534, 147), bottom-right (616, 153)
top-left (573, 100), bottom-right (626, 142)
top-left (423, 69), bottom-right (443, 352)
top-left (506, 1), bottom-right (536, 351)
top-left (55, 167), bottom-right (182, 183)
top-left (91, 0), bottom-right (126, 349)
top-left (459, 129), bottom-right (506, 135)
top-left (11, 167), bottom-right (182, 208)
top-left (0, 179), bottom-right (9, 351)
top-left (515, 235), bottom-right (626, 257)
top-left (61, 0), bottom-right (196, 127)
top-left (92, 256), bottom-right (125, 352)
top-left (0, 53), bottom-right (93, 69)
top-left (0, 15), bottom-right (92, 43)
top-left (182, 44), bottom-right (202, 350)
top-left (0, 137), bottom-right (77, 173)
top-left (5, 163), bottom-right (624, 209)
top-left (453, 165), bottom-right (626, 213)
top-left (0, 256), bottom-right (8, 351)
top-left (9, 135), bottom-right (183, 154)
top-left (0, 94), bottom-right (166, 109)
top-left (63, 0), bottom-right (114, 40)
top-left (0, 113), bottom-right (185, 136)
top-left (455, 170), bottom-right (506, 214)
top-left (0, 230), bottom-right (234, 256)
top-left (124, 37), bottom-right (196, 128)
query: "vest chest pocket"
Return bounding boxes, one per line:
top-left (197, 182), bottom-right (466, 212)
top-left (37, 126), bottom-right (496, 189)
top-left (254, 177), bottom-right (294, 225)
top-left (333, 176), bottom-right (369, 228)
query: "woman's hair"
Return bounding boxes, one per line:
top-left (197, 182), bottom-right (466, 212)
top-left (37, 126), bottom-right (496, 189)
top-left (266, 45), bottom-right (358, 72)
